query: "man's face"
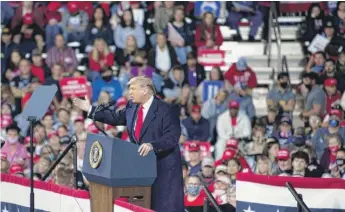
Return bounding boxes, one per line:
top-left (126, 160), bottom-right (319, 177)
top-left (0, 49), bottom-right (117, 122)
top-left (32, 55), bottom-right (42, 66)
top-left (43, 115), bottom-right (53, 127)
top-left (325, 85), bottom-right (337, 95)
top-left (191, 112), bottom-right (201, 122)
top-left (325, 27), bottom-right (334, 37)
top-left (187, 57), bottom-right (197, 67)
top-left (278, 159), bottom-right (291, 171)
top-left (128, 83), bottom-right (147, 104)
top-left (52, 65), bottom-right (63, 76)
top-left (1, 34), bottom-right (11, 43)
top-left (189, 151), bottom-right (201, 162)
top-left (157, 34), bottom-right (166, 48)
top-left (314, 53), bottom-right (325, 65)
top-left (58, 111), bottom-right (70, 124)
top-left (229, 108), bottom-right (238, 117)
top-left (19, 60), bottom-right (31, 75)
top-left (214, 181), bottom-right (228, 190)
top-left (34, 126), bottom-right (46, 144)
top-left (279, 122), bottom-right (291, 133)
top-left (55, 35), bottom-right (65, 48)
top-left (227, 160), bottom-right (239, 175)
top-left (57, 127), bottom-right (68, 137)
top-left (173, 70), bottom-right (183, 81)
top-left (202, 166), bottom-right (214, 177)
top-left (292, 158), bottom-right (307, 172)
top-left (325, 61), bottom-right (335, 73)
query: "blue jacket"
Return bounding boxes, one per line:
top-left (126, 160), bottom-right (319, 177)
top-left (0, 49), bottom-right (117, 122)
top-left (92, 77), bottom-right (123, 103)
top-left (89, 96), bottom-right (184, 212)
top-left (182, 117), bottom-right (210, 141)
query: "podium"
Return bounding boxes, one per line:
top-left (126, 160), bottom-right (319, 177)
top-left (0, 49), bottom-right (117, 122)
top-left (83, 133), bottom-right (157, 212)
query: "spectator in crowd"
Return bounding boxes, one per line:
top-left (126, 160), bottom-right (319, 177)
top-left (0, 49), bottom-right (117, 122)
top-left (226, 158), bottom-right (242, 185)
top-left (153, 2), bottom-right (175, 37)
top-left (32, 123), bottom-right (47, 156)
top-left (1, 124), bottom-right (27, 166)
top-left (202, 89), bottom-right (230, 142)
top-left (84, 6), bottom-right (114, 52)
top-left (148, 33), bottom-right (178, 79)
top-left (274, 148), bottom-right (292, 175)
top-left (1, 1), bottom-right (14, 26)
top-left (187, 142), bottom-right (202, 176)
top-left (324, 78), bottom-right (342, 114)
top-left (166, 6), bottom-right (194, 65)
top-left (62, 2), bottom-right (89, 43)
top-left (302, 145), bottom-right (324, 177)
top-left (182, 105), bottom-right (210, 142)
top-left (312, 112), bottom-right (345, 160)
top-left (240, 121), bottom-right (266, 155)
top-left (0, 152), bottom-right (10, 173)
top-left (260, 104), bottom-right (279, 137)
top-left (319, 59), bottom-right (345, 93)
top-left (224, 57), bottom-right (258, 93)
top-left (53, 108), bottom-right (74, 135)
top-left (272, 116), bottom-right (293, 147)
top-left (45, 2), bottom-right (63, 50)
top-left (91, 67), bottom-right (123, 103)
top-left (333, 1), bottom-right (345, 38)
top-left (31, 49), bottom-right (48, 83)
top-left (227, 2), bottom-right (262, 41)
top-left (301, 72), bottom-right (326, 124)
top-left (115, 35), bottom-right (138, 68)
top-left (216, 100), bottom-right (251, 159)
top-left (308, 115), bottom-right (322, 138)
top-left (44, 63), bottom-right (64, 103)
top-left (34, 156), bottom-right (51, 177)
top-left (196, 66), bottom-right (224, 103)
top-left (229, 84), bottom-right (256, 120)
top-left (1, 85), bottom-right (17, 116)
top-left (254, 155), bottom-right (272, 175)
top-left (88, 38), bottom-right (115, 81)
top-left (323, 19), bottom-right (345, 57)
top-left (184, 175), bottom-right (206, 207)
top-left (11, 1), bottom-right (45, 31)
top-left (212, 175), bottom-right (231, 205)
top-left (42, 114), bottom-right (55, 138)
top-left (1, 27), bottom-right (18, 77)
top-left (267, 72), bottom-right (296, 116)
top-left (199, 157), bottom-right (215, 184)
top-left (114, 9), bottom-right (146, 49)
top-left (336, 50), bottom-right (345, 74)
top-left (182, 52), bottom-right (205, 88)
top-left (262, 138), bottom-right (280, 172)
top-left (320, 134), bottom-right (343, 171)
top-left (291, 150), bottom-right (318, 177)
top-left (162, 66), bottom-right (186, 100)
top-left (306, 51), bottom-right (326, 74)
top-left (195, 11), bottom-right (223, 49)
top-left (1, 104), bottom-right (14, 134)
top-left (170, 85), bottom-right (193, 121)
top-left (333, 148), bottom-right (345, 178)
top-left (46, 34), bottom-right (78, 74)
top-left (130, 51), bottom-right (155, 79)
top-left (4, 49), bottom-right (22, 83)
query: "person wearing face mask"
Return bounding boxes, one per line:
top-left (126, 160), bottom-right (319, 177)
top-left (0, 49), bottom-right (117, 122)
top-left (130, 51), bottom-right (155, 79)
top-left (319, 59), bottom-right (345, 93)
top-left (1, 124), bottom-right (27, 166)
top-left (300, 72), bottom-right (326, 126)
top-left (267, 72), bottom-right (296, 116)
top-left (288, 127), bottom-right (308, 152)
top-left (331, 148), bottom-right (345, 179)
top-left (312, 113), bottom-right (345, 161)
top-left (184, 175), bottom-right (206, 208)
top-left (320, 134), bottom-right (343, 171)
top-left (91, 67), bottom-right (123, 104)
top-left (212, 175), bottom-right (231, 205)
top-left (323, 78), bottom-right (342, 115)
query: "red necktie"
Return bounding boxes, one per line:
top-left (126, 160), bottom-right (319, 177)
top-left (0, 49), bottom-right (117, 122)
top-left (135, 106), bottom-right (144, 141)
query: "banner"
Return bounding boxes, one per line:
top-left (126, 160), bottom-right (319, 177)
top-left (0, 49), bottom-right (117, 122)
top-left (236, 173), bottom-right (345, 212)
top-left (0, 174), bottom-right (154, 212)
top-left (308, 34), bottom-right (330, 53)
top-left (202, 80), bottom-right (224, 102)
top-left (183, 141), bottom-right (212, 162)
top-left (197, 49), bottom-right (225, 67)
top-left (59, 76), bottom-right (88, 98)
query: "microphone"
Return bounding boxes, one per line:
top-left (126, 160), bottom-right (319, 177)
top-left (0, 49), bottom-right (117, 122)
top-left (96, 100), bottom-right (116, 113)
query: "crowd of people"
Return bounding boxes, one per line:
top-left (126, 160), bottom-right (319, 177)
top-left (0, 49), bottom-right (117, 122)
top-left (1, 1), bottom-right (345, 211)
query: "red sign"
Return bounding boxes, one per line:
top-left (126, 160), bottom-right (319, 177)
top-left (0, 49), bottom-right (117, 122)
top-left (183, 141), bottom-right (212, 162)
top-left (197, 49), bottom-right (225, 66)
top-left (59, 77), bottom-right (88, 98)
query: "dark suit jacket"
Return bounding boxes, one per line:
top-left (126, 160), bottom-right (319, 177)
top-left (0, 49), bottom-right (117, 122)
top-left (89, 96), bottom-right (184, 212)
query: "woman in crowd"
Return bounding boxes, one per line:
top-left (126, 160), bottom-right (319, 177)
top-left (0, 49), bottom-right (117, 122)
top-left (227, 158), bottom-right (242, 186)
top-left (184, 175), bottom-right (206, 208)
top-left (84, 6), bottom-right (113, 52)
top-left (4, 50), bottom-right (22, 82)
top-left (254, 155), bottom-right (273, 175)
top-left (195, 11), bottom-right (223, 49)
top-left (320, 134), bottom-right (343, 171)
top-left (196, 66), bottom-right (224, 103)
top-left (114, 9), bottom-right (146, 50)
top-left (88, 38), bottom-right (115, 81)
top-left (263, 137), bottom-right (280, 173)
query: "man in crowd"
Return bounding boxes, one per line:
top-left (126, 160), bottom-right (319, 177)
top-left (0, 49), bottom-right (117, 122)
top-left (182, 105), bottom-right (210, 141)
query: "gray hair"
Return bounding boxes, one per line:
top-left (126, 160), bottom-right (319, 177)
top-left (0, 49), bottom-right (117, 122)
top-left (127, 76), bottom-right (156, 94)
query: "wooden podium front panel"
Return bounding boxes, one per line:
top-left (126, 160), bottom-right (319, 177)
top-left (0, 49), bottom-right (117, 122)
top-left (113, 186), bottom-right (151, 209)
top-left (89, 182), bottom-right (114, 212)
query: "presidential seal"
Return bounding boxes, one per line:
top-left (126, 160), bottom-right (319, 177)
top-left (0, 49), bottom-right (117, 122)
top-left (89, 141), bottom-right (103, 169)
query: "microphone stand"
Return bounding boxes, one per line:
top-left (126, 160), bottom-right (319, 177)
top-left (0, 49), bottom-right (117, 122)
top-left (27, 116), bottom-right (37, 212)
top-left (91, 103), bottom-right (115, 137)
top-left (42, 135), bottom-right (78, 186)
top-left (286, 182), bottom-right (311, 212)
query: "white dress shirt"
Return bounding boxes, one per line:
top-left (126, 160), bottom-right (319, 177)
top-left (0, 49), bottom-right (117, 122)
top-left (155, 45), bottom-right (171, 72)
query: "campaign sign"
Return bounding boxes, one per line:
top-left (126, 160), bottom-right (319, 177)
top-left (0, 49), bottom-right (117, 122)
top-left (59, 76), bottom-right (88, 98)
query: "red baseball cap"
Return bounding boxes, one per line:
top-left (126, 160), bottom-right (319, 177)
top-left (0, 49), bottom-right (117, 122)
top-left (324, 78), bottom-right (337, 87)
top-left (23, 13), bottom-right (33, 25)
top-left (226, 138), bottom-right (238, 149)
top-left (1, 152), bottom-right (8, 161)
top-left (47, 2), bottom-right (61, 12)
top-left (24, 136), bottom-right (37, 145)
top-left (116, 97), bottom-right (128, 108)
top-left (188, 142), bottom-right (200, 152)
top-left (191, 105), bottom-right (201, 113)
top-left (67, 2), bottom-right (79, 14)
top-left (228, 100), bottom-right (239, 109)
top-left (222, 149), bottom-right (236, 161)
top-left (277, 149), bottom-right (290, 160)
top-left (9, 164), bottom-right (25, 174)
top-left (330, 109), bottom-right (342, 119)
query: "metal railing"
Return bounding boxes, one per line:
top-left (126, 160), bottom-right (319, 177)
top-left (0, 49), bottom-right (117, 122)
top-left (265, 2), bottom-right (283, 73)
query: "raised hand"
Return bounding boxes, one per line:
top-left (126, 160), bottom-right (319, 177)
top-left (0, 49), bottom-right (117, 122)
top-left (72, 96), bottom-right (91, 112)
